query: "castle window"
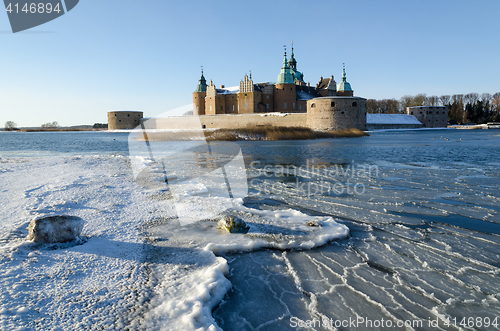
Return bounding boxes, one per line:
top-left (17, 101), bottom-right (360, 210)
top-left (290, 88), bottom-right (292, 90)
top-left (197, 106), bottom-right (199, 112)
top-left (299, 105), bottom-right (302, 110)
top-left (226, 106), bottom-right (229, 111)
top-left (210, 106), bottom-right (212, 112)
top-left (221, 106), bottom-right (223, 111)
top-left (266, 95), bottom-right (269, 99)
top-left (233, 105), bottom-right (235, 111)
top-left (245, 103), bottom-right (248, 109)
top-left (293, 103), bottom-right (295, 109)
top-left (202, 124), bottom-right (206, 128)
top-left (410, 111), bottom-right (413, 115)
top-left (275, 103), bottom-right (277, 109)
top-left (119, 120), bottom-right (121, 122)
top-left (341, 111), bottom-right (345, 114)
top-left (284, 103), bottom-right (287, 109)
top-left (266, 104), bottom-right (269, 110)
top-left (352, 102), bottom-right (357, 107)
top-left (245, 94), bottom-right (247, 97)
top-left (331, 102), bottom-right (335, 107)
top-left (311, 103), bottom-right (315, 108)
top-left (128, 114), bottom-right (130, 117)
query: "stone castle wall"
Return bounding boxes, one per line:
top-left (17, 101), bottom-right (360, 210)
top-left (407, 106), bottom-right (448, 128)
top-left (145, 96), bottom-right (367, 132)
top-left (144, 113), bottom-right (308, 130)
top-left (108, 111), bottom-right (143, 130)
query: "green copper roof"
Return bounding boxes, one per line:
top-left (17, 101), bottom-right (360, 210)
top-left (336, 68), bottom-right (352, 92)
top-left (288, 46), bottom-right (304, 83)
top-left (194, 70), bottom-right (207, 92)
top-left (289, 51), bottom-right (297, 68)
top-left (276, 53), bottom-right (294, 85)
top-left (290, 68), bottom-right (304, 83)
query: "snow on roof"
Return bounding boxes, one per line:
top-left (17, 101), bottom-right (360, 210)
top-left (216, 86), bottom-right (239, 94)
top-left (296, 90), bottom-right (316, 101)
top-left (367, 114), bottom-right (422, 125)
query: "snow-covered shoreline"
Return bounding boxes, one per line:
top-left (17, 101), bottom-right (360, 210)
top-left (0, 155), bottom-right (348, 330)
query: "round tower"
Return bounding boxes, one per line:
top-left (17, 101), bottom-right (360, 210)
top-left (108, 111), bottom-right (143, 130)
top-left (193, 68), bottom-right (207, 115)
top-left (306, 97), bottom-right (366, 131)
top-left (274, 50), bottom-right (296, 112)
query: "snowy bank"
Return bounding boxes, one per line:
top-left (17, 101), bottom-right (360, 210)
top-left (0, 155), bottom-right (349, 330)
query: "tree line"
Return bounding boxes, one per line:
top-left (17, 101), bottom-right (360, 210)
top-left (367, 92), bottom-right (500, 124)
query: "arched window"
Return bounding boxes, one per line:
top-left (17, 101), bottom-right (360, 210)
top-left (311, 103), bottom-right (315, 108)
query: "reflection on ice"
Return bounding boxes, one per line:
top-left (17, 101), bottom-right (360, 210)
top-left (214, 147), bottom-right (500, 330)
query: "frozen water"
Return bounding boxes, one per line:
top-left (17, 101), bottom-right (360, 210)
top-left (1, 129), bottom-right (500, 330)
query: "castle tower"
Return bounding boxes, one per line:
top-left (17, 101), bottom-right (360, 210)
top-left (274, 50), bottom-right (297, 112)
top-left (288, 42), bottom-right (304, 83)
top-left (336, 64), bottom-right (354, 97)
top-left (238, 73), bottom-right (256, 114)
top-left (193, 68), bottom-right (207, 115)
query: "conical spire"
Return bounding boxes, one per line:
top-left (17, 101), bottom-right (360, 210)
top-left (277, 48), bottom-right (294, 84)
top-left (288, 41), bottom-right (304, 83)
top-left (282, 51), bottom-right (289, 69)
top-left (194, 67), bottom-right (207, 92)
top-left (337, 63), bottom-right (353, 92)
top-left (289, 41), bottom-right (297, 70)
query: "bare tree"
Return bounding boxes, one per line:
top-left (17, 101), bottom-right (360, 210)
top-left (5, 121), bottom-right (17, 130)
top-left (41, 121), bottom-right (59, 129)
top-left (439, 95), bottom-right (451, 106)
top-left (464, 93), bottom-right (479, 105)
top-left (412, 94), bottom-right (427, 107)
top-left (492, 96), bottom-right (500, 116)
top-left (399, 95), bottom-right (414, 111)
top-left (426, 95), bottom-right (438, 106)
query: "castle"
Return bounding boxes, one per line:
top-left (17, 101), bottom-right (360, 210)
top-left (107, 46), bottom-right (372, 131)
top-left (106, 45), bottom-right (452, 131)
top-left (191, 45), bottom-right (367, 131)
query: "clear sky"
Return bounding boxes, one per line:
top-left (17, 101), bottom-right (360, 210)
top-left (1, 0), bottom-right (499, 127)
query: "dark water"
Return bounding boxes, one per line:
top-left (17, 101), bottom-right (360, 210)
top-left (0, 131), bottom-right (130, 156)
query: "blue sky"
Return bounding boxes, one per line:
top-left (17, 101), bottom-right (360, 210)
top-left (1, 0), bottom-right (499, 127)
